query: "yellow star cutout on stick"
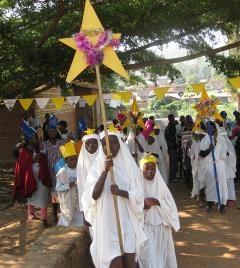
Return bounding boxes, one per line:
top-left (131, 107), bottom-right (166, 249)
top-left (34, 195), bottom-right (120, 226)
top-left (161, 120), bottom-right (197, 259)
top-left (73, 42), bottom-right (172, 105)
top-left (59, 0), bottom-right (129, 83)
top-left (193, 89), bottom-right (223, 129)
top-left (122, 96), bottom-right (145, 130)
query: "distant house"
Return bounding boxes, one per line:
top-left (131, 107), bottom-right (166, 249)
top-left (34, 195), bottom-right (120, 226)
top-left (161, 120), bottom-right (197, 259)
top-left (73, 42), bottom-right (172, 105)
top-left (0, 82), bottom-right (100, 164)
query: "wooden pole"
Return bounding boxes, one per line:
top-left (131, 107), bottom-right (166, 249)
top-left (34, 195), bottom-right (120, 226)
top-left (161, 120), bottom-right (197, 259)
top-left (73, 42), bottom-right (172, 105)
top-left (95, 65), bottom-right (124, 255)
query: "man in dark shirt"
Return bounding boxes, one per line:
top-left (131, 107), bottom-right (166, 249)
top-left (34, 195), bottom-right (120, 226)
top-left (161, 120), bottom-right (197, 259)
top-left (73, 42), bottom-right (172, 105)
top-left (165, 114), bottom-right (178, 181)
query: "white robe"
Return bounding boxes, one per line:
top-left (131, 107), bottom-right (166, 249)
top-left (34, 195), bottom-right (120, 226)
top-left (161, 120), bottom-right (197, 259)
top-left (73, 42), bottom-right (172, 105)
top-left (139, 168), bottom-right (180, 268)
top-left (82, 133), bottom-right (146, 268)
top-left (155, 133), bottom-right (169, 183)
top-left (190, 140), bottom-right (201, 198)
top-left (27, 152), bottom-right (50, 208)
top-left (77, 134), bottom-right (100, 210)
top-left (219, 127), bottom-right (236, 201)
top-left (145, 140), bottom-right (168, 184)
top-left (56, 166), bottom-right (83, 227)
top-left (126, 131), bottom-right (146, 164)
top-left (199, 134), bottom-right (228, 205)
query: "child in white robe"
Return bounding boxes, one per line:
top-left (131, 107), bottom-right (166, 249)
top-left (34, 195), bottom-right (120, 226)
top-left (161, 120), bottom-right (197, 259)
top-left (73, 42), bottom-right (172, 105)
top-left (145, 133), bottom-right (168, 184)
top-left (126, 126), bottom-right (146, 164)
top-left (139, 154), bottom-right (180, 268)
top-left (82, 128), bottom-right (146, 268)
top-left (199, 122), bottom-right (228, 213)
top-left (77, 129), bottom-right (100, 212)
top-left (218, 125), bottom-right (237, 205)
top-left (56, 141), bottom-right (83, 227)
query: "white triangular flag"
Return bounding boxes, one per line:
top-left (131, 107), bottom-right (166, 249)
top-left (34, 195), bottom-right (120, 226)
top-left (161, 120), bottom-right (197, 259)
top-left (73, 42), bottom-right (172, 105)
top-left (79, 98), bottom-right (86, 108)
top-left (66, 96), bottom-right (80, 107)
top-left (109, 99), bottom-right (121, 108)
top-left (35, 98), bottom-right (49, 109)
top-left (4, 99), bottom-right (16, 111)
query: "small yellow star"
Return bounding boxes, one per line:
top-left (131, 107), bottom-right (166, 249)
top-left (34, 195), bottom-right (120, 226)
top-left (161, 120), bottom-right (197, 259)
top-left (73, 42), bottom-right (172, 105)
top-left (59, 0), bottom-right (129, 83)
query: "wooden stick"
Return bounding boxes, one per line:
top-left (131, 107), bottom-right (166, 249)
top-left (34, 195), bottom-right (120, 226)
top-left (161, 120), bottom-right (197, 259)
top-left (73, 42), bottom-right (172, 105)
top-left (95, 65), bottom-right (124, 255)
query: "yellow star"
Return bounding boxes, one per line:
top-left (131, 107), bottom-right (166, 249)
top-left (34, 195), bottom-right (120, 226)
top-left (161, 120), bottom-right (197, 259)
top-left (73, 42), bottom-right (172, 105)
top-left (193, 89), bottom-right (223, 129)
top-left (59, 0), bottom-right (129, 83)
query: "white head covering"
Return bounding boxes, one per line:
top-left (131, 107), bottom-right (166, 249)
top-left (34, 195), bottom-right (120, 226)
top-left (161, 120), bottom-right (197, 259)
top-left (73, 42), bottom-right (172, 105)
top-left (140, 163), bottom-right (180, 232)
top-left (77, 134), bottom-right (101, 210)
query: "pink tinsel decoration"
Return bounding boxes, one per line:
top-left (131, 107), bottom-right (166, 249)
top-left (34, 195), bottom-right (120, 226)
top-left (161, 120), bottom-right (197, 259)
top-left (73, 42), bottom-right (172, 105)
top-left (74, 30), bottom-right (120, 66)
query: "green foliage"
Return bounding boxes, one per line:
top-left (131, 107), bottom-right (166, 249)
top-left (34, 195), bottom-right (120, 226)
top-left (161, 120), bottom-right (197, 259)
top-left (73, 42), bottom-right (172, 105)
top-left (1, 0), bottom-right (240, 97)
top-left (147, 95), bottom-right (237, 119)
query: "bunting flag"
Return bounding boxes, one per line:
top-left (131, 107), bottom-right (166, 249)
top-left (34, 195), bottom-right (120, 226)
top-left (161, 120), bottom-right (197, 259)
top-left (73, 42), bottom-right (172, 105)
top-left (19, 99), bottom-right (33, 111)
top-left (229, 77), bottom-right (240, 89)
top-left (115, 91), bottom-right (132, 103)
top-left (4, 99), bottom-right (16, 111)
top-left (82, 94), bottom-right (97, 106)
top-left (51, 97), bottom-right (65, 109)
top-left (79, 98), bottom-right (86, 107)
top-left (154, 87), bottom-right (169, 100)
top-left (190, 82), bottom-right (206, 95)
top-left (112, 93), bottom-right (122, 101)
top-left (66, 96), bottom-right (80, 107)
top-left (35, 98), bottom-right (49, 109)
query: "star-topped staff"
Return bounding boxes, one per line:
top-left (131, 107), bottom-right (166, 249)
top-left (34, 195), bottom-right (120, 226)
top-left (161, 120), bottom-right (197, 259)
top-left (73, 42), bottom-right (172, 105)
top-left (120, 96), bottom-right (145, 163)
top-left (59, 0), bottom-right (129, 255)
top-left (193, 89), bottom-right (223, 211)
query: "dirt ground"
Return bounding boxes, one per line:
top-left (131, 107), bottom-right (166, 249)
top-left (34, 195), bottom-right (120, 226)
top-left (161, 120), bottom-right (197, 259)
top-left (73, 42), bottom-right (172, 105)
top-left (0, 167), bottom-right (240, 267)
top-left (172, 181), bottom-right (240, 268)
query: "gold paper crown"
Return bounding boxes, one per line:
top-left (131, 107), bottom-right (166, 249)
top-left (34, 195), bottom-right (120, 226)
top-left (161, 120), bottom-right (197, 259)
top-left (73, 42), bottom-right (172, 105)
top-left (140, 154), bottom-right (157, 168)
top-left (60, 140), bottom-right (77, 159)
top-left (108, 124), bottom-right (119, 132)
top-left (84, 128), bottom-right (95, 135)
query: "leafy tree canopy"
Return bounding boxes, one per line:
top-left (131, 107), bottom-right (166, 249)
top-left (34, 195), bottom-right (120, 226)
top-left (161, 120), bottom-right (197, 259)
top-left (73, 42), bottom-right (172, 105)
top-left (1, 0), bottom-right (240, 97)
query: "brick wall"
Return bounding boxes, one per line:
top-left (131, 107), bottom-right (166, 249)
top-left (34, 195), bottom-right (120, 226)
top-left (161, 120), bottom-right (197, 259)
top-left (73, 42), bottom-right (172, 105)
top-left (0, 102), bottom-right (25, 164)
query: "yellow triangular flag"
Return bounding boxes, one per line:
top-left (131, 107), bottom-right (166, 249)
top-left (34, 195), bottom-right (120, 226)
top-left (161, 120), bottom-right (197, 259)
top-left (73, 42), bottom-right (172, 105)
top-left (18, 99), bottom-right (33, 111)
top-left (116, 91), bottom-right (132, 103)
top-left (83, 95), bottom-right (97, 106)
top-left (190, 83), bottom-right (206, 94)
top-left (154, 87), bottom-right (169, 100)
top-left (229, 77), bottom-right (240, 89)
top-left (51, 97), bottom-right (65, 109)
top-left (112, 93), bottom-right (122, 101)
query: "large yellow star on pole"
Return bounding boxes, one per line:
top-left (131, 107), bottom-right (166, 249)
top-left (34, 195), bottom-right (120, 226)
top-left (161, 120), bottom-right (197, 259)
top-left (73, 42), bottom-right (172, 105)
top-left (193, 89), bottom-right (223, 129)
top-left (59, 0), bottom-right (129, 83)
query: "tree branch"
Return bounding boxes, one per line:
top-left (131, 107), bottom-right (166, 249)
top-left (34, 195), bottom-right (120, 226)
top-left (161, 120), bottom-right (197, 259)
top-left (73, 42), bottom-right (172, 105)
top-left (36, 0), bottom-right (65, 48)
top-left (125, 40), bottom-right (240, 70)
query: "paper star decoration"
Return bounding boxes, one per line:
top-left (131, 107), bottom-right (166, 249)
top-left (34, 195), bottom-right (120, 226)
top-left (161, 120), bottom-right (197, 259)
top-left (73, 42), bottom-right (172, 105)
top-left (59, 0), bottom-right (129, 83)
top-left (122, 96), bottom-right (145, 129)
top-left (84, 128), bottom-right (96, 135)
top-left (193, 89), bottom-right (223, 129)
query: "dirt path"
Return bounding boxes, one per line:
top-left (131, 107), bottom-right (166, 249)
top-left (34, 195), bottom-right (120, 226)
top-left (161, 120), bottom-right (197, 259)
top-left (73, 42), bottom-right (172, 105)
top-left (1, 167), bottom-right (240, 267)
top-left (172, 181), bottom-right (240, 268)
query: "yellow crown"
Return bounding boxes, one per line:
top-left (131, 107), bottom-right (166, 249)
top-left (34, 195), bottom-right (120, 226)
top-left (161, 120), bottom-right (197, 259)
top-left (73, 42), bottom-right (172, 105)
top-left (108, 124), bottom-right (119, 132)
top-left (84, 128), bottom-right (95, 135)
top-left (140, 154), bottom-right (157, 168)
top-left (60, 140), bottom-right (77, 159)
